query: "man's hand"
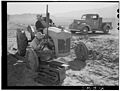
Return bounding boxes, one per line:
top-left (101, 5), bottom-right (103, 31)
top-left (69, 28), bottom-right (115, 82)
top-left (41, 20), bottom-right (47, 28)
top-left (35, 32), bottom-right (45, 40)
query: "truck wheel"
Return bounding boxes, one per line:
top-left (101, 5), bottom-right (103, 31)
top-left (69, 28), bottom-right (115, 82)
top-left (71, 31), bottom-right (76, 34)
top-left (92, 31), bottom-right (96, 34)
top-left (103, 26), bottom-right (110, 34)
top-left (82, 27), bottom-right (88, 34)
top-left (74, 42), bottom-right (88, 62)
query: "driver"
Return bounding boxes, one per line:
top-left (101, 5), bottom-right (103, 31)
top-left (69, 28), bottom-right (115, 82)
top-left (35, 14), bottom-right (47, 34)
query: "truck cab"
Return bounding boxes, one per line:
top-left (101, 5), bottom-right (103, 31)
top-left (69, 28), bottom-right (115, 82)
top-left (69, 14), bottom-right (112, 34)
top-left (81, 14), bottom-right (100, 29)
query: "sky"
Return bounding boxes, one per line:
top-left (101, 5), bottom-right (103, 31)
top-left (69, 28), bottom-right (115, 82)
top-left (7, 2), bottom-right (118, 15)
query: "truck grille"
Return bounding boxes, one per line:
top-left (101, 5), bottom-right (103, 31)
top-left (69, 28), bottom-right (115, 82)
top-left (58, 38), bottom-right (70, 53)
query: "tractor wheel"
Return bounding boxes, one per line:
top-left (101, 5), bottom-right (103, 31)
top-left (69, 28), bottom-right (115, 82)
top-left (27, 25), bottom-right (35, 41)
top-left (103, 26), bottom-right (110, 34)
top-left (82, 27), bottom-right (88, 34)
top-left (16, 29), bottom-right (28, 57)
top-left (74, 42), bottom-right (88, 61)
top-left (25, 48), bottom-right (39, 72)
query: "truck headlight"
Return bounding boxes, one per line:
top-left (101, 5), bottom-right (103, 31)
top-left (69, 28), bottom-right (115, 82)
top-left (77, 21), bottom-right (80, 24)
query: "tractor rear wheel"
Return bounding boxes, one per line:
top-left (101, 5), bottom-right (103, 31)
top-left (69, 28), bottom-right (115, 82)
top-left (16, 29), bottom-right (28, 57)
top-left (103, 26), bottom-right (110, 34)
top-left (74, 42), bottom-right (88, 61)
top-left (25, 48), bottom-right (39, 72)
top-left (82, 27), bottom-right (88, 34)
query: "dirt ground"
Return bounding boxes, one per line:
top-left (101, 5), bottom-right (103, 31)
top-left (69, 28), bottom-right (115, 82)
top-left (7, 29), bottom-right (119, 86)
top-left (63, 30), bottom-right (119, 86)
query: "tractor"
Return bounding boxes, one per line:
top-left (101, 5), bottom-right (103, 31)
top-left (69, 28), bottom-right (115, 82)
top-left (8, 5), bottom-right (88, 85)
top-left (69, 14), bottom-right (112, 34)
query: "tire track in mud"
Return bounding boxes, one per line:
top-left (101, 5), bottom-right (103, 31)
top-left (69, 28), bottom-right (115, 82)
top-left (62, 34), bottom-right (119, 86)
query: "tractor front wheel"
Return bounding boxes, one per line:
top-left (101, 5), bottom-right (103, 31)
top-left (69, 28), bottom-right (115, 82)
top-left (74, 42), bottom-right (88, 61)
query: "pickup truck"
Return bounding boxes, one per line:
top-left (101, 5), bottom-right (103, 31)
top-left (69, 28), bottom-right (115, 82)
top-left (69, 14), bottom-right (112, 34)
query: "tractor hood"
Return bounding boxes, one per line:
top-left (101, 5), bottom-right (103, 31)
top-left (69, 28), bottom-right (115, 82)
top-left (43, 27), bottom-right (71, 38)
top-left (44, 27), bottom-right (70, 33)
top-left (43, 27), bottom-right (71, 57)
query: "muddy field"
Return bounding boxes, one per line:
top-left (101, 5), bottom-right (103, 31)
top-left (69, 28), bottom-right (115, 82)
top-left (7, 27), bottom-right (119, 86)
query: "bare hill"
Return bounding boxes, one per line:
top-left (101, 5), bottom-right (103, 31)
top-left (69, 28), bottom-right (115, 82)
top-left (7, 5), bottom-right (118, 29)
top-left (54, 5), bottom-right (118, 19)
top-left (53, 5), bottom-right (118, 28)
top-left (8, 14), bottom-right (36, 25)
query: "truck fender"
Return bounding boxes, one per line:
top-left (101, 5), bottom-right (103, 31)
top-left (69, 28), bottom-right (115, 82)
top-left (78, 23), bottom-right (91, 31)
top-left (103, 24), bottom-right (111, 30)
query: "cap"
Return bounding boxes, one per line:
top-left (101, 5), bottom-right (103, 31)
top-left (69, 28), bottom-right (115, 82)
top-left (36, 14), bottom-right (42, 19)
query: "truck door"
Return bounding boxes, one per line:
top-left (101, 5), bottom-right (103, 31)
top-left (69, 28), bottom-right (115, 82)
top-left (91, 15), bottom-right (99, 29)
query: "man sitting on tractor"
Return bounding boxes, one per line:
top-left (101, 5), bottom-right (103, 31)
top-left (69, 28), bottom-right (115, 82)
top-left (35, 14), bottom-right (47, 34)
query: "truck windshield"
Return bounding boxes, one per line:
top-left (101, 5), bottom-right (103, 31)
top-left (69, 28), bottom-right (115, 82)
top-left (81, 15), bottom-right (86, 20)
top-left (91, 15), bottom-right (98, 20)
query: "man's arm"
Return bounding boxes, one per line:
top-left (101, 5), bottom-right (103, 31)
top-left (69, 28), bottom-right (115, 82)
top-left (35, 21), bottom-right (41, 30)
top-left (41, 20), bottom-right (47, 28)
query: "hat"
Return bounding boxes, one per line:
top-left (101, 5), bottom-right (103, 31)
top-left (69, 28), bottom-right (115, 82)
top-left (36, 14), bottom-right (42, 19)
